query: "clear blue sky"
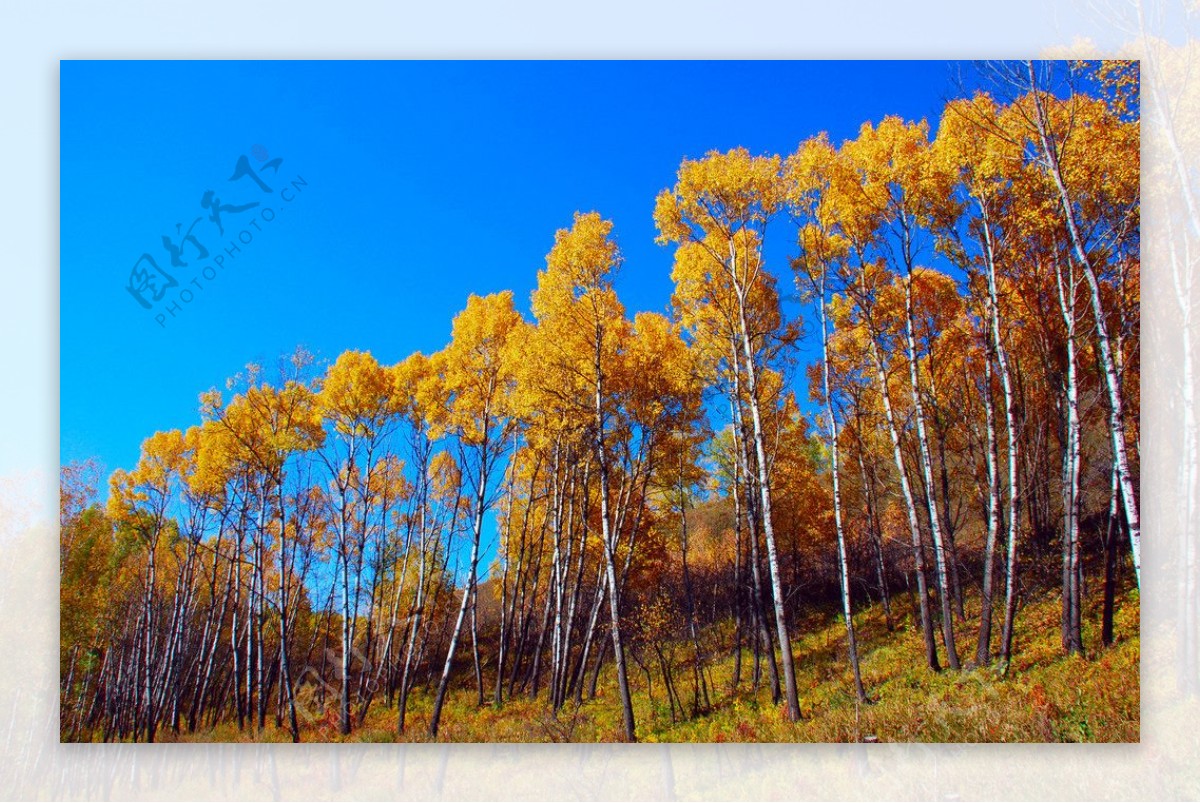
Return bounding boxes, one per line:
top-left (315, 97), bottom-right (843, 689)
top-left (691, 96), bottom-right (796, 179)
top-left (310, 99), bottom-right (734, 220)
top-left (62, 60), bottom-right (964, 479)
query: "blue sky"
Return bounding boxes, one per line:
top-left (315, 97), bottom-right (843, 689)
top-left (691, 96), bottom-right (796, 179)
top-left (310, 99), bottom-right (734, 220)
top-left (61, 60), bottom-right (964, 480)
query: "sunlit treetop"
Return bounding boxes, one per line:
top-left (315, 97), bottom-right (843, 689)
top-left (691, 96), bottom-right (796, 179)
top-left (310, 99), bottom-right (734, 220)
top-left (654, 147), bottom-right (784, 245)
top-left (318, 350), bottom-right (396, 439)
top-left (392, 351), bottom-right (445, 434)
top-left (195, 378), bottom-right (324, 494)
top-left (537, 211), bottom-right (622, 305)
top-left (434, 290), bottom-right (525, 445)
top-left (108, 428), bottom-right (189, 536)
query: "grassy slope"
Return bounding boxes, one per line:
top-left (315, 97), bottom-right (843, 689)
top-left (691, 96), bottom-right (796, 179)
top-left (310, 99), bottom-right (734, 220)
top-left (165, 584), bottom-right (1138, 744)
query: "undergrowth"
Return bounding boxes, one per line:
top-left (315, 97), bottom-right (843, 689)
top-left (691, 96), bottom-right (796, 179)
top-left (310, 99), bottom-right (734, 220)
top-left (158, 585), bottom-right (1139, 743)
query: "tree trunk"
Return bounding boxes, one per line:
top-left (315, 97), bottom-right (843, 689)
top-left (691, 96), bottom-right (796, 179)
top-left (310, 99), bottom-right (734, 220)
top-left (1028, 61), bottom-right (1140, 588)
top-left (733, 272), bottom-right (801, 721)
top-left (866, 333), bottom-right (941, 672)
top-left (977, 327), bottom-right (1002, 666)
top-left (900, 269), bottom-right (961, 670)
top-left (816, 270), bottom-right (867, 700)
top-left (429, 467), bottom-right (487, 738)
top-left (1054, 251), bottom-right (1085, 656)
top-left (594, 328), bottom-right (637, 742)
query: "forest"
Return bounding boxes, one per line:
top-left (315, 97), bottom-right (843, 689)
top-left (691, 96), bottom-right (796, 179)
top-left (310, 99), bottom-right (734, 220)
top-left (59, 61), bottom-right (1140, 743)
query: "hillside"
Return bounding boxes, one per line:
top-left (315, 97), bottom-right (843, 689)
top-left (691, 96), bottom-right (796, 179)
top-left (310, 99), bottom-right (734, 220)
top-left (157, 585), bottom-right (1138, 744)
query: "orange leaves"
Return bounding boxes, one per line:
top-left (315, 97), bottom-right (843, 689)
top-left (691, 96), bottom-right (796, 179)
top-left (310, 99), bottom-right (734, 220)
top-left (1078, 60), bottom-right (1139, 119)
top-left (795, 222), bottom-right (850, 272)
top-left (318, 350), bottom-right (395, 439)
top-left (197, 375), bottom-right (324, 495)
top-left (625, 311), bottom-right (704, 435)
top-left (770, 392), bottom-right (837, 558)
top-left (106, 468), bottom-right (140, 525)
top-left (839, 116), bottom-right (955, 239)
top-left (655, 147), bottom-right (783, 243)
top-left (934, 94), bottom-right (1017, 192)
top-left (783, 132), bottom-right (838, 204)
top-left (784, 132), bottom-right (871, 250)
top-left (1054, 93), bottom-right (1139, 222)
top-left (428, 449), bottom-right (463, 503)
top-left (653, 188), bottom-right (689, 245)
top-left (530, 213), bottom-right (701, 442)
top-left (657, 150), bottom-right (785, 350)
top-left (659, 152), bottom-right (790, 402)
top-left (435, 291), bottom-right (524, 446)
top-left (392, 350), bottom-right (445, 432)
top-left (522, 212), bottom-right (629, 435)
top-left (668, 237), bottom-right (742, 363)
top-left (550, 211), bottom-right (621, 279)
top-left (245, 381), bottom-right (324, 462)
top-left (108, 428), bottom-right (190, 540)
top-left (136, 429), bottom-right (189, 488)
top-left (535, 211), bottom-right (622, 317)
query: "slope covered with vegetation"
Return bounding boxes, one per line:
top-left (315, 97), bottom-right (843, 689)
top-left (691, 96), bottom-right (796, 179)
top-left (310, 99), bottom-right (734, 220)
top-left (144, 583), bottom-right (1137, 743)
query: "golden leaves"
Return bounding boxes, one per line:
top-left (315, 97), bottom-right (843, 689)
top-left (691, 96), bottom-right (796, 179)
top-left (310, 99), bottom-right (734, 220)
top-left (318, 350), bottom-right (394, 438)
top-left (435, 291), bottom-right (524, 445)
top-left (107, 428), bottom-right (190, 535)
top-left (539, 211), bottom-right (622, 307)
top-left (655, 147), bottom-right (784, 243)
top-left (196, 375), bottom-right (324, 493)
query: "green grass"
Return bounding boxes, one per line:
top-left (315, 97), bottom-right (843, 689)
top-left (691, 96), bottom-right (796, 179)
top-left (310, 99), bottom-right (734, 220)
top-left (160, 585), bottom-right (1139, 743)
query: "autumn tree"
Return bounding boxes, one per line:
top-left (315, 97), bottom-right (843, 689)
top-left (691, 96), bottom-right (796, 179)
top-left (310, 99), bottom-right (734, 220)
top-left (656, 148), bottom-right (804, 720)
top-left (315, 350), bottom-right (396, 735)
top-left (786, 133), bottom-right (867, 701)
top-left (427, 291), bottom-right (524, 738)
top-left (522, 211), bottom-right (640, 740)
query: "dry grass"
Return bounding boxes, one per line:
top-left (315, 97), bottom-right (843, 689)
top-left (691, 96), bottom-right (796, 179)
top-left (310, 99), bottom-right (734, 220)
top-left (159, 585), bottom-right (1138, 744)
